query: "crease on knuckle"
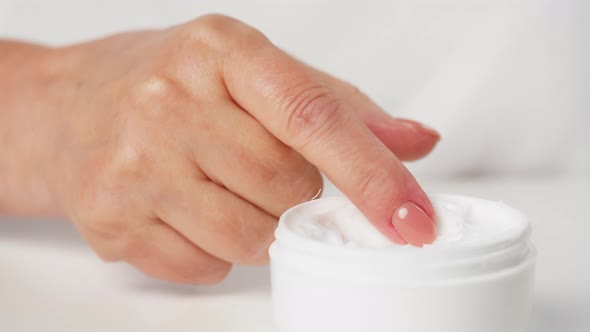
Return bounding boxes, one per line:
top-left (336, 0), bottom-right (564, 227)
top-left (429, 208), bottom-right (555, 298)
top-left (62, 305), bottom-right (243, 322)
top-left (356, 162), bottom-right (402, 210)
top-left (247, 144), bottom-right (302, 185)
top-left (357, 165), bottom-right (389, 202)
top-left (244, 151), bottom-right (283, 184)
top-left (283, 86), bottom-right (343, 149)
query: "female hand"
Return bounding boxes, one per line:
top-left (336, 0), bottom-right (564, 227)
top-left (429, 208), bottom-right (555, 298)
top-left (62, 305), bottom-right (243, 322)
top-left (0, 14), bottom-right (439, 284)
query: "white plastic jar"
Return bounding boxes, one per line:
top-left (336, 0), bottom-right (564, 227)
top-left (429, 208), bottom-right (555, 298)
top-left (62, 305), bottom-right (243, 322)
top-left (269, 194), bottom-right (536, 332)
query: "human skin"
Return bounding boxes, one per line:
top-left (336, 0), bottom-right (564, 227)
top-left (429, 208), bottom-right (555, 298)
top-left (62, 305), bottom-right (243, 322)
top-left (0, 15), bottom-right (439, 284)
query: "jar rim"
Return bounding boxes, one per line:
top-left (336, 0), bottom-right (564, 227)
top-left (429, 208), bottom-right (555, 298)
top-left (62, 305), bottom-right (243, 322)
top-left (271, 194), bottom-right (532, 279)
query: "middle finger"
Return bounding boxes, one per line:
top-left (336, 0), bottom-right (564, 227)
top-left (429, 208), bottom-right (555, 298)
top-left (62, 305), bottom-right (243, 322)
top-left (190, 100), bottom-right (323, 217)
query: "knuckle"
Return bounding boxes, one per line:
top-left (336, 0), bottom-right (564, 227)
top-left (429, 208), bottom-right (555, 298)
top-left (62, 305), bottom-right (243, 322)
top-left (127, 74), bottom-right (186, 120)
top-left (253, 160), bottom-right (282, 184)
top-left (89, 218), bottom-right (129, 242)
top-left (221, 222), bottom-right (262, 263)
top-left (77, 144), bottom-right (151, 200)
top-left (182, 14), bottom-right (267, 52)
top-left (73, 182), bottom-right (127, 236)
top-left (109, 142), bottom-right (152, 181)
top-left (283, 86), bottom-right (344, 148)
top-left (113, 229), bottom-right (145, 260)
top-left (247, 149), bottom-right (288, 184)
top-left (222, 218), bottom-right (272, 264)
top-left (193, 14), bottom-right (242, 32)
top-left (80, 217), bottom-right (133, 262)
top-left (344, 83), bottom-right (364, 100)
top-left (357, 166), bottom-right (382, 196)
top-left (248, 146), bottom-right (323, 207)
top-left (287, 161), bottom-right (323, 206)
top-left (356, 164), bottom-right (398, 205)
top-left (80, 224), bottom-right (123, 262)
top-left (344, 83), bottom-right (376, 109)
top-left (348, 84), bottom-right (363, 97)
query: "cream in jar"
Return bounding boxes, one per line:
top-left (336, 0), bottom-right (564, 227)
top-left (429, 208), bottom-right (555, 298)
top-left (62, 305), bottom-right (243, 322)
top-left (269, 194), bottom-right (536, 332)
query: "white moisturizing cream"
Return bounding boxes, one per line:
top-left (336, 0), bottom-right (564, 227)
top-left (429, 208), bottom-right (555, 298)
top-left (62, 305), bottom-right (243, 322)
top-left (269, 194), bottom-right (536, 332)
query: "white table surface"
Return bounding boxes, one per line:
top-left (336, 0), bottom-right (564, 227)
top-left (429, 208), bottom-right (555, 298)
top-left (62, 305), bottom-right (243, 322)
top-left (1, 175), bottom-right (589, 332)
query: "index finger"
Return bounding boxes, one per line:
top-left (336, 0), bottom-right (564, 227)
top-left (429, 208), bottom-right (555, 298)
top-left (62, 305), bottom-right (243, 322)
top-left (222, 45), bottom-right (436, 246)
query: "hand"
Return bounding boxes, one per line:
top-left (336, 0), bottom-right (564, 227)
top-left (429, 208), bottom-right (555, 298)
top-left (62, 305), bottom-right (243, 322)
top-left (2, 14), bottom-right (439, 284)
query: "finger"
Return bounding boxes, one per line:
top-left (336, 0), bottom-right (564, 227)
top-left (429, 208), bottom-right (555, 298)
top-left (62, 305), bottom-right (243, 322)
top-left (81, 219), bottom-right (231, 284)
top-left (364, 118), bottom-right (440, 161)
top-left (190, 100), bottom-right (323, 217)
top-left (307, 67), bottom-right (440, 161)
top-left (156, 173), bottom-right (278, 264)
top-left (223, 46), bottom-right (436, 247)
top-left (125, 220), bottom-right (232, 284)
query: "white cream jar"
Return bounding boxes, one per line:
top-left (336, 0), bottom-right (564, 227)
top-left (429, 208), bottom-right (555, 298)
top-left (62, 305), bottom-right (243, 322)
top-left (269, 194), bottom-right (536, 332)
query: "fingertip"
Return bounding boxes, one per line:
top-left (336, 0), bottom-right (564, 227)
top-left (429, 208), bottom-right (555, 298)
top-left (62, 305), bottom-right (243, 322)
top-left (391, 202), bottom-right (437, 247)
top-left (396, 118), bottom-right (441, 142)
top-left (190, 261), bottom-right (233, 285)
top-left (386, 224), bottom-right (409, 245)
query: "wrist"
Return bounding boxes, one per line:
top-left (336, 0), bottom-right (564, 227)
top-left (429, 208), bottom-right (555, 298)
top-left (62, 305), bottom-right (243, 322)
top-left (0, 42), bottom-right (66, 217)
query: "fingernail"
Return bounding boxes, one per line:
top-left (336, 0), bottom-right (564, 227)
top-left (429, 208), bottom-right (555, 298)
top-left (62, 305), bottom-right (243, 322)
top-left (398, 119), bottom-right (441, 141)
top-left (388, 225), bottom-right (409, 245)
top-left (391, 202), bottom-right (437, 247)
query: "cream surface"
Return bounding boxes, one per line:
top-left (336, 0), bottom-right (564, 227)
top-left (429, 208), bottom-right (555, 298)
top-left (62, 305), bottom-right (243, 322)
top-left (288, 194), bottom-right (529, 250)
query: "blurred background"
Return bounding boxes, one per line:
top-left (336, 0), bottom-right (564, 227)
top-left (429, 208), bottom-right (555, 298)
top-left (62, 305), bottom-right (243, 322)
top-left (1, 0), bottom-right (589, 179)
